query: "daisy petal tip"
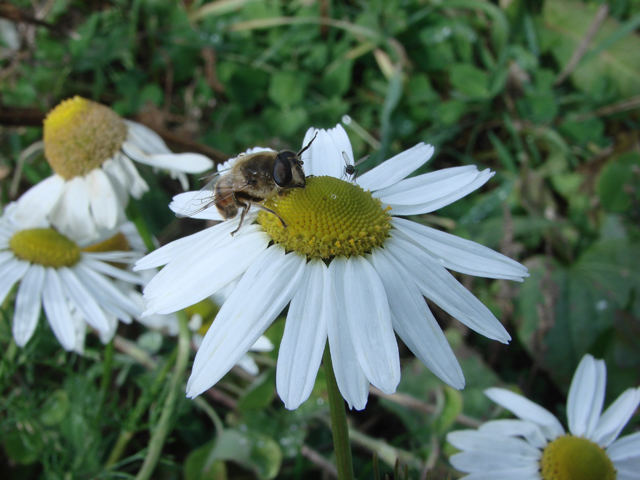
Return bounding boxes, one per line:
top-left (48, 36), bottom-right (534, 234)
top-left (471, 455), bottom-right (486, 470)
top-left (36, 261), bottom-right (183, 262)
top-left (449, 375), bottom-right (466, 391)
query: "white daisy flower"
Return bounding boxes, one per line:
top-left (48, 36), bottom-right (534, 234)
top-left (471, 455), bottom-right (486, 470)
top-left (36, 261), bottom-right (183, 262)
top-left (447, 354), bottom-right (640, 480)
top-left (9, 96), bottom-right (213, 243)
top-left (0, 204), bottom-right (145, 351)
top-left (136, 124), bottom-right (528, 410)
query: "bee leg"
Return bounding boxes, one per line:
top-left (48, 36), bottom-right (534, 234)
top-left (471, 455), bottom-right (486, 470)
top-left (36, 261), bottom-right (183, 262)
top-left (231, 203), bottom-right (250, 236)
top-left (255, 204), bottom-right (287, 228)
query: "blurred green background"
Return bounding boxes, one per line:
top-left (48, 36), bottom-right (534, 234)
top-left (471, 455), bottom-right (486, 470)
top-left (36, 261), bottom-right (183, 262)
top-left (1, 0), bottom-right (639, 478)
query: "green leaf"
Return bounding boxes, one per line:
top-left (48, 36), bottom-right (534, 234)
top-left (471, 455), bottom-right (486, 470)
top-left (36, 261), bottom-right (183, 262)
top-left (185, 441), bottom-right (227, 480)
top-left (449, 64), bottom-right (492, 99)
top-left (268, 71), bottom-right (309, 107)
top-left (40, 390), bottom-right (70, 426)
top-left (517, 240), bottom-right (640, 386)
top-left (1, 429), bottom-right (41, 465)
top-left (597, 152), bottom-right (640, 213)
top-left (321, 60), bottom-right (353, 96)
top-left (237, 369), bottom-right (276, 411)
top-left (541, 1), bottom-right (640, 97)
top-left (190, 429), bottom-right (283, 480)
top-left (433, 387), bottom-right (463, 435)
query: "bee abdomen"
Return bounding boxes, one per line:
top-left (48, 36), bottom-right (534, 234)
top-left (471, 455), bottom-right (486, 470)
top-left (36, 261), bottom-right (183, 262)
top-left (214, 176), bottom-right (239, 219)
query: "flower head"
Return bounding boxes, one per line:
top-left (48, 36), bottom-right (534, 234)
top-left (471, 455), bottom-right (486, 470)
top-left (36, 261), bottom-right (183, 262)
top-left (137, 124), bottom-right (528, 409)
top-left (0, 204), bottom-right (146, 351)
top-left (447, 354), bottom-right (640, 480)
top-left (10, 96), bottom-right (213, 243)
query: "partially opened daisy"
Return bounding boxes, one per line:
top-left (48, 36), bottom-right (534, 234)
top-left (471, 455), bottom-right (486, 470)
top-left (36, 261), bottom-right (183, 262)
top-left (447, 354), bottom-right (640, 480)
top-left (136, 124), bottom-right (528, 409)
top-left (0, 204), bottom-right (145, 351)
top-left (9, 96), bottom-right (213, 243)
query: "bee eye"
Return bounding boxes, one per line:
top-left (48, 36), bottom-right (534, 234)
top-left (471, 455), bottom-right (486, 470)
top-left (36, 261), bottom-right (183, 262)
top-left (273, 156), bottom-right (293, 186)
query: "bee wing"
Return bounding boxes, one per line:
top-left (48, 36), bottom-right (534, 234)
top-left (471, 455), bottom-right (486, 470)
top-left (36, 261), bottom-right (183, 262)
top-left (170, 169), bottom-right (264, 220)
top-left (170, 171), bottom-right (224, 220)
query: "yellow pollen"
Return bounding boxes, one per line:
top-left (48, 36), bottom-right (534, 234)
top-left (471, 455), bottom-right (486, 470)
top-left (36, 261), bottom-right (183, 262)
top-left (540, 435), bottom-right (616, 480)
top-left (44, 96), bottom-right (127, 179)
top-left (9, 228), bottom-right (81, 268)
top-left (257, 176), bottom-right (391, 259)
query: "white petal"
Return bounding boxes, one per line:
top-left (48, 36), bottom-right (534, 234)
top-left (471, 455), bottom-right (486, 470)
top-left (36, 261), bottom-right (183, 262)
top-left (57, 267), bottom-right (109, 334)
top-left (143, 224), bottom-right (269, 314)
top-left (73, 263), bottom-right (140, 320)
top-left (0, 257), bottom-right (29, 304)
top-left (485, 388), bottom-right (565, 440)
top-left (593, 388), bottom-right (640, 446)
top-left (42, 268), bottom-right (76, 350)
top-left (357, 143), bottom-right (435, 192)
top-left (326, 257), bottom-right (369, 410)
top-left (478, 419), bottom-right (548, 449)
top-left (87, 169), bottom-right (120, 230)
top-left (447, 430), bottom-right (541, 458)
top-left (450, 467), bottom-right (540, 480)
top-left (82, 257), bottom-right (143, 285)
top-left (377, 167), bottom-right (494, 216)
top-left (392, 217), bottom-right (528, 281)
top-left (145, 153), bottom-right (213, 173)
top-left (251, 336), bottom-right (273, 352)
top-left (386, 236), bottom-right (511, 342)
top-left (301, 125), bottom-right (350, 178)
top-left (342, 256), bottom-right (400, 393)
top-left (370, 247), bottom-right (464, 389)
top-left (102, 156), bottom-right (130, 201)
top-left (186, 246), bottom-right (305, 397)
top-left (118, 155), bottom-right (149, 198)
top-left (169, 190), bottom-right (223, 220)
top-left (13, 264), bottom-right (45, 346)
top-left (84, 251), bottom-right (141, 263)
top-left (124, 120), bottom-right (171, 154)
top-left (10, 175), bottom-right (65, 227)
top-left (567, 354), bottom-right (606, 437)
top-left (134, 221), bottom-right (239, 271)
top-left (607, 431), bottom-right (640, 462)
top-left (11, 175), bottom-right (65, 227)
top-left (236, 355), bottom-right (259, 375)
top-left (49, 177), bottom-right (98, 243)
top-left (449, 450), bottom-right (539, 473)
top-left (277, 260), bottom-right (328, 410)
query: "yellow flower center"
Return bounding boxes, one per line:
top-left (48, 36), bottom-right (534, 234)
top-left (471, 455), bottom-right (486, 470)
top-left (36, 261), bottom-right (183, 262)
top-left (9, 228), bottom-right (81, 268)
top-left (540, 435), bottom-right (616, 480)
top-left (257, 176), bottom-right (391, 259)
top-left (44, 96), bottom-right (127, 179)
top-left (82, 232), bottom-right (130, 253)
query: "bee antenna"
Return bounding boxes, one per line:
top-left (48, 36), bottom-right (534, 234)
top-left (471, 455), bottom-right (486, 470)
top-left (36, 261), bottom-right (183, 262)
top-left (297, 131), bottom-right (319, 156)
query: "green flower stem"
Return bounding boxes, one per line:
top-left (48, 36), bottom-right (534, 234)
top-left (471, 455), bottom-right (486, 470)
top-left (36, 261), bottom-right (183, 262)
top-left (135, 312), bottom-right (191, 480)
top-left (105, 344), bottom-right (177, 468)
top-left (348, 428), bottom-right (423, 471)
top-left (98, 339), bottom-right (114, 412)
top-left (323, 348), bottom-right (355, 480)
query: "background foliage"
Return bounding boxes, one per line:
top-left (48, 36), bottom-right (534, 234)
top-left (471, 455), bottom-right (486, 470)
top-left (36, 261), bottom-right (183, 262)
top-left (1, 0), bottom-right (639, 478)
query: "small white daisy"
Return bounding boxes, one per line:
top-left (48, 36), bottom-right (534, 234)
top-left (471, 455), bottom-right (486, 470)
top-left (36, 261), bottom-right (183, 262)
top-left (447, 354), bottom-right (640, 480)
top-left (136, 124), bottom-right (528, 410)
top-left (0, 204), bottom-right (146, 351)
top-left (9, 96), bottom-right (213, 243)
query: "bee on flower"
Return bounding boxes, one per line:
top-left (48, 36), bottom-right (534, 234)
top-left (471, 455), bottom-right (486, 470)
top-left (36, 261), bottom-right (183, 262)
top-left (137, 124), bottom-right (528, 410)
